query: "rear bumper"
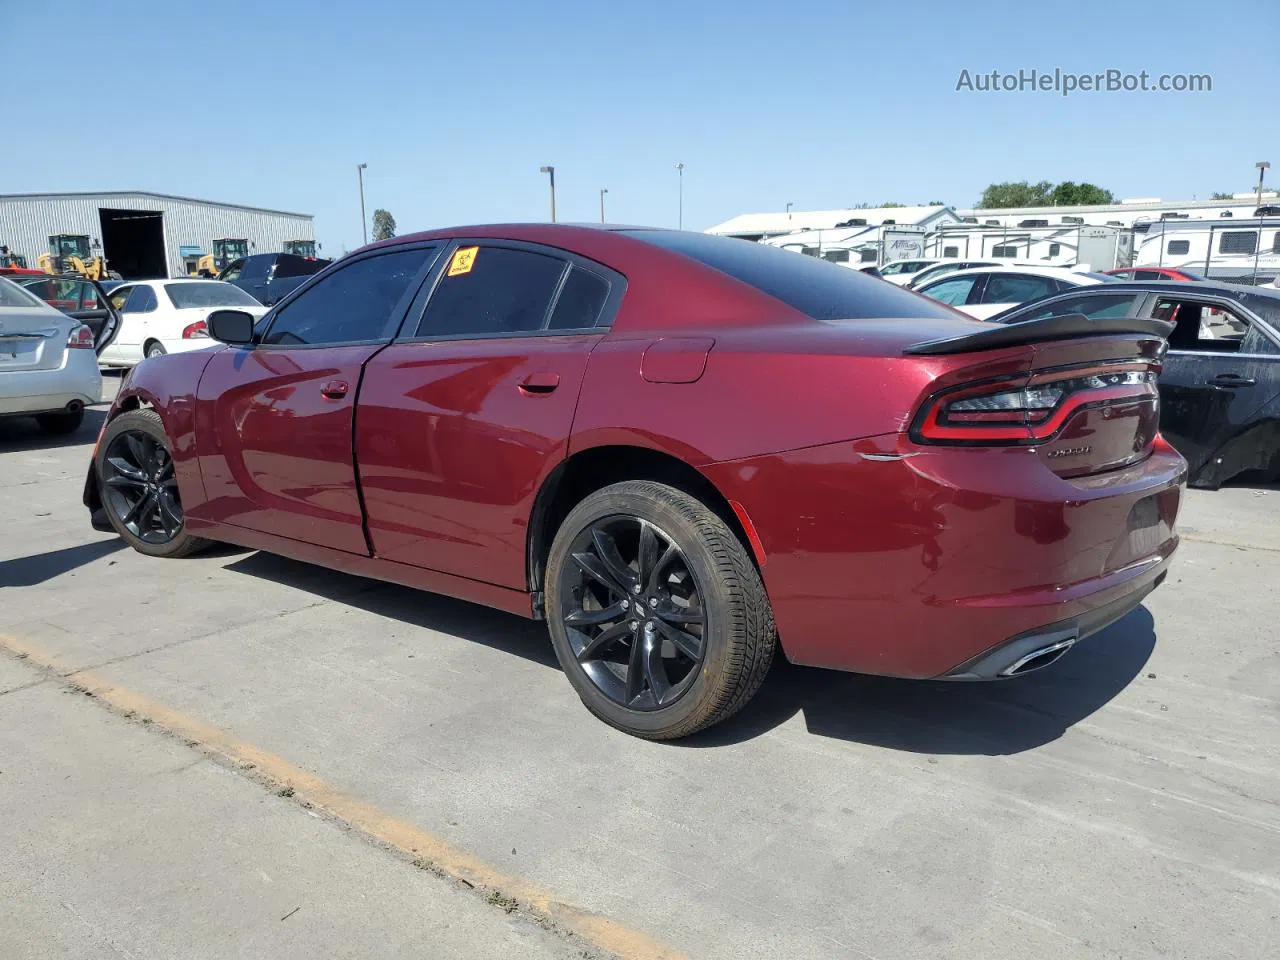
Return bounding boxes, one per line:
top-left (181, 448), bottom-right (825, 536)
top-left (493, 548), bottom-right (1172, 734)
top-left (703, 433), bottom-right (1187, 679)
top-left (940, 568), bottom-right (1166, 680)
top-left (0, 349), bottom-right (101, 416)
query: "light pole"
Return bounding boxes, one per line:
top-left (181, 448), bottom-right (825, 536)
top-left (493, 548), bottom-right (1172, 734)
top-left (675, 162), bottom-right (685, 229)
top-left (1255, 160), bottom-right (1271, 210)
top-left (357, 163), bottom-right (368, 245)
top-left (599, 188), bottom-right (608, 223)
top-left (540, 165), bottom-right (556, 222)
top-left (786, 201), bottom-right (793, 220)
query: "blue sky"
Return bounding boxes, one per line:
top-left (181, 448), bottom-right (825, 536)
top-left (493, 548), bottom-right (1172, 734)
top-left (3, 0), bottom-right (1274, 252)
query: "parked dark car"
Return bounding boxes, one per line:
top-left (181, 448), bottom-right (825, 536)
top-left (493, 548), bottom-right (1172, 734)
top-left (217, 253), bottom-right (331, 306)
top-left (992, 280), bottom-right (1280, 488)
top-left (84, 224), bottom-right (1184, 739)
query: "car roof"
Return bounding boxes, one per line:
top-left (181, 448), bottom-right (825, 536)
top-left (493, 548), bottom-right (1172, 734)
top-left (918, 265), bottom-right (1098, 286)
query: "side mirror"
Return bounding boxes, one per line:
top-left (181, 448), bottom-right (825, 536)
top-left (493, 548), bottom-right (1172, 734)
top-left (207, 309), bottom-right (256, 345)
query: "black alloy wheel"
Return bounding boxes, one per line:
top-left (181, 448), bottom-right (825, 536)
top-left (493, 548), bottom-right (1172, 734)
top-left (545, 481), bottom-right (776, 740)
top-left (101, 430), bottom-right (183, 544)
top-left (558, 516), bottom-right (708, 711)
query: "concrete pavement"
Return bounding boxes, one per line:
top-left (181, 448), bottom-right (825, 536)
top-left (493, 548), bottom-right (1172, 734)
top-left (0, 378), bottom-right (1277, 959)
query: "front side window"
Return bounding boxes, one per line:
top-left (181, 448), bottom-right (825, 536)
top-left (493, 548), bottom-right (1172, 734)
top-left (415, 246), bottom-right (567, 338)
top-left (921, 275), bottom-right (979, 306)
top-left (165, 282), bottom-right (262, 309)
top-left (983, 274), bottom-right (1056, 303)
top-left (1219, 231), bottom-right (1258, 255)
top-left (262, 247), bottom-right (433, 346)
top-left (1167, 240), bottom-right (1190, 255)
top-left (1155, 298), bottom-right (1249, 352)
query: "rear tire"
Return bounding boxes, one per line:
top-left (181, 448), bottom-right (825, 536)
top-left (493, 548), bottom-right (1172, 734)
top-left (545, 480), bottom-right (776, 740)
top-left (144, 340), bottom-right (166, 359)
top-left (36, 408), bottom-right (84, 435)
top-left (95, 408), bottom-right (209, 558)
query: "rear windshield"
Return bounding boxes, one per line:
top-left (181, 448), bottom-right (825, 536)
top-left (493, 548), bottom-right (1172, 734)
top-left (164, 281), bottom-right (262, 309)
top-left (623, 230), bottom-right (957, 320)
top-left (0, 277), bottom-right (47, 308)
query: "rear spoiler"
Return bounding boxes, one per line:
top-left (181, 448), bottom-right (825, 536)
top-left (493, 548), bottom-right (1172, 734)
top-left (904, 314), bottom-right (1173, 356)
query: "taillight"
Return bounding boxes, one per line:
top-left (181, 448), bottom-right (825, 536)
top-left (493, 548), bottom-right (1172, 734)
top-left (912, 364), bottom-right (1158, 445)
top-left (67, 325), bottom-right (95, 349)
top-left (182, 320), bottom-right (208, 339)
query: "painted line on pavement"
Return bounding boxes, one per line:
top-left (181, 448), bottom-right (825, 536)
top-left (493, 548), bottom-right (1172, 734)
top-left (0, 631), bottom-right (684, 960)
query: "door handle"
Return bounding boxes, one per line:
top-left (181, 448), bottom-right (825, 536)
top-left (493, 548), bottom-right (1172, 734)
top-left (1209, 373), bottom-right (1256, 388)
top-left (321, 380), bottom-right (349, 399)
top-left (518, 372), bottom-right (561, 395)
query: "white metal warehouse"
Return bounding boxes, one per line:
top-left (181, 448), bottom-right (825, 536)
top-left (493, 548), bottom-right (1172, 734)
top-left (0, 191), bottom-right (315, 280)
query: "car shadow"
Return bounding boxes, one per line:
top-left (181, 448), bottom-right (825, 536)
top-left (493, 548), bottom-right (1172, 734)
top-left (0, 537), bottom-right (125, 587)
top-left (0, 407), bottom-right (105, 452)
top-left (224, 551), bottom-right (1155, 755)
top-left (691, 607), bottom-right (1157, 755)
top-left (223, 552), bottom-right (559, 668)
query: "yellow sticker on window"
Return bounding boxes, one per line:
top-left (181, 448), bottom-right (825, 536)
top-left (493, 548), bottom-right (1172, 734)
top-left (447, 246), bottom-right (479, 276)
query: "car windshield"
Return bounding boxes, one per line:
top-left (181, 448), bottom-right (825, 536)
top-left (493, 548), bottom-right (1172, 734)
top-left (0, 277), bottom-right (48, 308)
top-left (164, 282), bottom-right (262, 309)
top-left (623, 230), bottom-right (957, 320)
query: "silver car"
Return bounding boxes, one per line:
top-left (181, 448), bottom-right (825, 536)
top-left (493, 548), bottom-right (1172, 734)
top-left (0, 276), bottom-right (107, 435)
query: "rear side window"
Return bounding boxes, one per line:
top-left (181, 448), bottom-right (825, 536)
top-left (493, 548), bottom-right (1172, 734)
top-left (274, 255), bottom-right (327, 279)
top-left (238, 256), bottom-right (271, 281)
top-left (623, 230), bottom-right (956, 320)
top-left (548, 267), bottom-right (610, 330)
top-left (415, 246), bottom-right (566, 338)
top-left (1022, 293), bottom-right (1142, 322)
top-left (262, 247), bottom-right (433, 346)
top-left (124, 286), bottom-right (158, 313)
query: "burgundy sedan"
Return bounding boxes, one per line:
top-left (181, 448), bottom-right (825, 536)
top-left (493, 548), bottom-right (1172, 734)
top-left (84, 225), bottom-right (1186, 739)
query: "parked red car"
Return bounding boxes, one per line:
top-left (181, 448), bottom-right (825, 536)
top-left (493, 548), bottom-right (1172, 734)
top-left (84, 225), bottom-right (1186, 739)
top-left (1105, 267), bottom-right (1205, 282)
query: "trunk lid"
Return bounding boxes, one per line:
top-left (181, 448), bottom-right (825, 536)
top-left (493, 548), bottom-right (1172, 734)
top-left (0, 306), bottom-right (75, 373)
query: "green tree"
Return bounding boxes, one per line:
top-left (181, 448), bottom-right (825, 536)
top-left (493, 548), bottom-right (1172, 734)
top-left (1210, 192), bottom-right (1235, 200)
top-left (372, 208), bottom-right (397, 241)
top-left (1049, 181), bottom-right (1115, 206)
top-left (978, 180), bottom-right (1054, 208)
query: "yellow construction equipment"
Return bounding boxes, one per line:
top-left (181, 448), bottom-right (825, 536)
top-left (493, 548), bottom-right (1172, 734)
top-left (193, 238), bottom-right (250, 277)
top-left (37, 235), bottom-right (112, 280)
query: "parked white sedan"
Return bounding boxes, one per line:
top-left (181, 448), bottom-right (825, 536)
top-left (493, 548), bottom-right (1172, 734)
top-left (914, 265), bottom-right (1115, 320)
top-left (0, 276), bottom-right (102, 434)
top-left (101, 280), bottom-right (267, 367)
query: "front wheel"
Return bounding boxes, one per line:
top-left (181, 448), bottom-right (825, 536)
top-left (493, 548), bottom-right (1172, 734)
top-left (545, 481), bottom-right (776, 740)
top-left (144, 340), bottom-right (166, 360)
top-left (94, 409), bottom-right (209, 558)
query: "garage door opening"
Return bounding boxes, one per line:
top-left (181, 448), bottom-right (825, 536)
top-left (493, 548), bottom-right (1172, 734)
top-left (99, 209), bottom-right (166, 279)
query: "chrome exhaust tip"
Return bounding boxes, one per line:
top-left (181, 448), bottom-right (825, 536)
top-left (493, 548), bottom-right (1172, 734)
top-left (999, 637), bottom-right (1077, 677)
